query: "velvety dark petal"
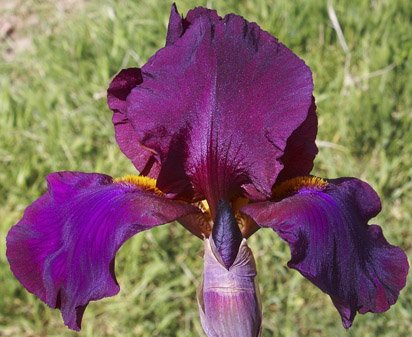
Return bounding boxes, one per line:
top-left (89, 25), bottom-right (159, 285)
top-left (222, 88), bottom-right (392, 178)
top-left (242, 178), bottom-right (409, 328)
top-left (276, 97), bottom-right (318, 182)
top-left (124, 6), bottom-right (313, 211)
top-left (6, 172), bottom-right (198, 330)
top-left (108, 68), bottom-right (160, 177)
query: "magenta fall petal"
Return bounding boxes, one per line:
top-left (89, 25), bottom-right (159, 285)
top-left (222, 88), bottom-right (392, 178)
top-left (6, 171), bottom-right (199, 330)
top-left (242, 177), bottom-right (409, 328)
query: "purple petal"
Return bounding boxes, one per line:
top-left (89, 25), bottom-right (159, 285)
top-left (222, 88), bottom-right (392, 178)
top-left (242, 177), bottom-right (409, 328)
top-left (108, 68), bottom-right (160, 177)
top-left (113, 6), bottom-right (313, 211)
top-left (276, 97), bottom-right (318, 182)
top-left (165, 3), bottom-right (185, 46)
top-left (6, 171), bottom-right (198, 330)
top-left (198, 239), bottom-right (262, 337)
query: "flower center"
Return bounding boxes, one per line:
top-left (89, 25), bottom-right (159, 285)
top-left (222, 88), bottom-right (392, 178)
top-left (199, 197), bottom-right (257, 237)
top-left (114, 175), bottom-right (164, 196)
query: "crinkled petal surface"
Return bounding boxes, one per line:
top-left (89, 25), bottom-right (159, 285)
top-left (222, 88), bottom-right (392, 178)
top-left (6, 172), bottom-right (198, 330)
top-left (242, 178), bottom-right (409, 328)
top-left (111, 6), bottom-right (314, 210)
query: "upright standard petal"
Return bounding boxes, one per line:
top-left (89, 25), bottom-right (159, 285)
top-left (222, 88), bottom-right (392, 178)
top-left (115, 6), bottom-right (313, 211)
top-left (276, 98), bottom-right (318, 182)
top-left (108, 68), bottom-right (160, 177)
top-left (242, 177), bottom-right (409, 328)
top-left (165, 3), bottom-right (186, 46)
top-left (6, 172), bottom-right (198, 330)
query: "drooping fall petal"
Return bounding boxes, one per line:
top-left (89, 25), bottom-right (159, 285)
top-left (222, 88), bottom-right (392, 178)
top-left (6, 172), bottom-right (198, 330)
top-left (242, 177), bottom-right (409, 328)
top-left (109, 5), bottom-right (314, 211)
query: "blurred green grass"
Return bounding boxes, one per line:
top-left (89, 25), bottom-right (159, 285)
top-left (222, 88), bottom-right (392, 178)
top-left (0, 0), bottom-right (411, 336)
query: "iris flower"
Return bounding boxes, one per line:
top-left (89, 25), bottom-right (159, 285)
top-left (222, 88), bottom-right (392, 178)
top-left (6, 5), bottom-right (408, 336)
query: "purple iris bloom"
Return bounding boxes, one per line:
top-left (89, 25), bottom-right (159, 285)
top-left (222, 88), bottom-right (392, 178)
top-left (6, 4), bottom-right (408, 335)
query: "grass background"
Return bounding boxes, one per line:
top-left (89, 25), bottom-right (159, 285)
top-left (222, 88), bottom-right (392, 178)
top-left (1, 0), bottom-right (411, 336)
